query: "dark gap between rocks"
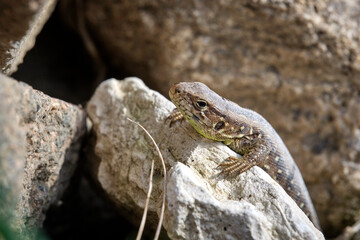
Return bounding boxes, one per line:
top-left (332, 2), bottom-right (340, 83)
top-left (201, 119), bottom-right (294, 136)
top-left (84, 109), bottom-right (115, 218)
top-left (11, 3), bottom-right (139, 239)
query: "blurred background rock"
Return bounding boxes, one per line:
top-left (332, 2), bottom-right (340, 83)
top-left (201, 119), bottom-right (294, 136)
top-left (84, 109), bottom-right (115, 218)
top-left (1, 0), bottom-right (360, 239)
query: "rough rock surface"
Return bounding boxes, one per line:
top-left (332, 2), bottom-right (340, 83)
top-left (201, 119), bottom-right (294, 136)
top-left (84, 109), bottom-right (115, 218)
top-left (0, 0), bottom-right (57, 75)
top-left (79, 1), bottom-right (360, 235)
top-left (167, 163), bottom-right (322, 240)
top-left (0, 76), bottom-right (26, 237)
top-left (86, 78), bottom-right (323, 239)
top-left (0, 74), bottom-right (86, 235)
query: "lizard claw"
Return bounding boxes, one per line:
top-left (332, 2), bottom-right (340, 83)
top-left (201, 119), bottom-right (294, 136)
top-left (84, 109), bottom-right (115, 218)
top-left (166, 108), bottom-right (185, 127)
top-left (217, 156), bottom-right (254, 178)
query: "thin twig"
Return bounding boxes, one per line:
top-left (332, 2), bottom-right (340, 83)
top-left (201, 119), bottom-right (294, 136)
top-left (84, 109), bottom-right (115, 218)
top-left (127, 118), bottom-right (167, 240)
top-left (136, 155), bottom-right (154, 240)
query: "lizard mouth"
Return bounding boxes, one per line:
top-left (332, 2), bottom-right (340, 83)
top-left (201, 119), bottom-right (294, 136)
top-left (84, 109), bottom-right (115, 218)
top-left (169, 83), bottom-right (199, 121)
top-left (169, 83), bottom-right (187, 108)
top-left (169, 83), bottom-right (181, 99)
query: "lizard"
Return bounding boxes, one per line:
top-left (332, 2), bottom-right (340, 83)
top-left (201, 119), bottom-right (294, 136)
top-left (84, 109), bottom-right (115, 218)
top-left (168, 81), bottom-right (321, 230)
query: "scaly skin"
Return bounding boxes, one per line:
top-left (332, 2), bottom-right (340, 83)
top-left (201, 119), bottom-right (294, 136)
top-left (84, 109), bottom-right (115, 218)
top-left (168, 82), bottom-right (321, 230)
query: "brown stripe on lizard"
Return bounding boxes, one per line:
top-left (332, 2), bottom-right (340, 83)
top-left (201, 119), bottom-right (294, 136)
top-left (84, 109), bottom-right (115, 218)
top-left (168, 82), bottom-right (321, 230)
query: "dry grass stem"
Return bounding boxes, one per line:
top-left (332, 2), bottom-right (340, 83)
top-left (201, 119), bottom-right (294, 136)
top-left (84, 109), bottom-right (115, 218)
top-left (127, 118), bottom-right (167, 240)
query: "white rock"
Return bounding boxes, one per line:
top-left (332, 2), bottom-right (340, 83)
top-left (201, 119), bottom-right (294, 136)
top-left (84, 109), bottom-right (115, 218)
top-left (86, 78), bottom-right (324, 239)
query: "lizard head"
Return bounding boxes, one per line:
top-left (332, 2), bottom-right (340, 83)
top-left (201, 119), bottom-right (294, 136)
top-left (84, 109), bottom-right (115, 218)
top-left (169, 82), bottom-right (243, 141)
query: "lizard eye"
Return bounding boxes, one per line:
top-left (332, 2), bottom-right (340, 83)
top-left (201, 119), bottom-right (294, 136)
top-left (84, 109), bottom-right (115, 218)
top-left (195, 100), bottom-right (207, 109)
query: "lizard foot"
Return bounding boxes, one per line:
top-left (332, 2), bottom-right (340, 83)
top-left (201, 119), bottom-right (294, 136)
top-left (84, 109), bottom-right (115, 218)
top-left (217, 156), bottom-right (255, 178)
top-left (166, 108), bottom-right (185, 127)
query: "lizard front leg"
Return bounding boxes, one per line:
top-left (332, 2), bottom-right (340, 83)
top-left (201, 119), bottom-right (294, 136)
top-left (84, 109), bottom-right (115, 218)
top-left (167, 108), bottom-right (185, 126)
top-left (217, 137), bottom-right (269, 177)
